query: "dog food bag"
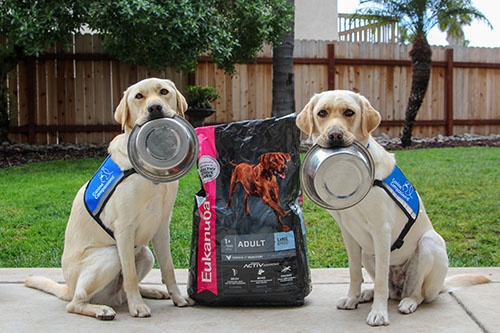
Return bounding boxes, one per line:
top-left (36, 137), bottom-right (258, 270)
top-left (188, 114), bottom-right (311, 306)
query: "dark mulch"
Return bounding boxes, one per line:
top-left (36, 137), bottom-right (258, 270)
top-left (0, 143), bottom-right (109, 169)
top-left (1, 135), bottom-right (499, 169)
top-left (381, 137), bottom-right (500, 151)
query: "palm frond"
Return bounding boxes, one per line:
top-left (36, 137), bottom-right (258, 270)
top-left (353, 0), bottom-right (492, 41)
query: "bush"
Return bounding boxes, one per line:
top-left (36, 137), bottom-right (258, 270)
top-left (185, 85), bottom-right (220, 109)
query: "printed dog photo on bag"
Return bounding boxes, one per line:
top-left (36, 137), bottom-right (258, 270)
top-left (226, 152), bottom-right (292, 232)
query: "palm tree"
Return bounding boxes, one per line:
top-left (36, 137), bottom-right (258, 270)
top-left (355, 0), bottom-right (491, 147)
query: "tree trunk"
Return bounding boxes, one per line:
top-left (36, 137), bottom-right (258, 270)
top-left (271, 0), bottom-right (295, 118)
top-left (401, 34), bottom-right (432, 147)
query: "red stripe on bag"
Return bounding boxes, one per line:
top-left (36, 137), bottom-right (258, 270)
top-left (195, 126), bottom-right (218, 295)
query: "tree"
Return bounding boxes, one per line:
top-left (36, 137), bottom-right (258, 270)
top-left (0, 0), bottom-right (91, 143)
top-left (356, 0), bottom-right (491, 147)
top-left (439, 2), bottom-right (474, 46)
top-left (88, 1), bottom-right (293, 74)
top-left (271, 0), bottom-right (295, 118)
top-left (0, 0), bottom-right (293, 143)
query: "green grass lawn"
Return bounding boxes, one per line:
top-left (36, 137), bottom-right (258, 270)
top-left (0, 147), bottom-right (498, 268)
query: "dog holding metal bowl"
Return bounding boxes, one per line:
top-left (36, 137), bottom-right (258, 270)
top-left (25, 78), bottom-right (196, 320)
top-left (297, 90), bottom-right (489, 326)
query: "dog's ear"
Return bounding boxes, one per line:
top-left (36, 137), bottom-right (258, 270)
top-left (259, 153), bottom-right (269, 167)
top-left (360, 95), bottom-right (381, 137)
top-left (176, 91), bottom-right (187, 117)
top-left (296, 94), bottom-right (319, 138)
top-left (168, 80), bottom-right (187, 117)
top-left (114, 88), bottom-right (132, 131)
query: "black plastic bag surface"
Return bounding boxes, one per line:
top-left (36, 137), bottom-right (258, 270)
top-left (188, 114), bottom-right (311, 306)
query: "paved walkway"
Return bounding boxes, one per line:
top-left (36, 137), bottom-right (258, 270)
top-left (1, 267), bottom-right (498, 332)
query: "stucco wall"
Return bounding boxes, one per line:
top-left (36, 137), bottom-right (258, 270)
top-left (294, 0), bottom-right (338, 40)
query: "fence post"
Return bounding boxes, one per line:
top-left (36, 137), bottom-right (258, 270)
top-left (328, 43), bottom-right (335, 90)
top-left (445, 48), bottom-right (454, 136)
top-left (25, 57), bottom-right (36, 144)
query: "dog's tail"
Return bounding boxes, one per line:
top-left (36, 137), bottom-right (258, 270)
top-left (25, 276), bottom-right (72, 301)
top-left (227, 156), bottom-right (238, 167)
top-left (441, 274), bottom-right (491, 293)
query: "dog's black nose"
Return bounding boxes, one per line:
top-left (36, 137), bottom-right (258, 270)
top-left (327, 128), bottom-right (344, 142)
top-left (147, 102), bottom-right (163, 113)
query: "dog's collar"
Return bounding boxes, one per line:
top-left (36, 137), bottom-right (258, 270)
top-left (373, 165), bottom-right (420, 251)
top-left (84, 155), bottom-right (136, 239)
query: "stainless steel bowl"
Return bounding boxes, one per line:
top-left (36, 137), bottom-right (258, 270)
top-left (128, 116), bottom-right (199, 182)
top-left (300, 141), bottom-right (374, 210)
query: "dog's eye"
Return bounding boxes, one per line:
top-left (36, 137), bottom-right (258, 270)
top-left (317, 110), bottom-right (328, 118)
top-left (160, 88), bottom-right (169, 95)
top-left (135, 93), bottom-right (144, 99)
top-left (344, 109), bottom-right (355, 117)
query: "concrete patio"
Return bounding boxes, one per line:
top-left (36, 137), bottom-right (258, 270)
top-left (1, 267), bottom-right (498, 332)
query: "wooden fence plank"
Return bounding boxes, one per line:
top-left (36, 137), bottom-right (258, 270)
top-left (7, 66), bottom-right (22, 143)
top-left (231, 65), bottom-right (241, 122)
top-left (56, 44), bottom-right (68, 143)
top-left (64, 54), bottom-right (76, 143)
top-left (74, 35), bottom-right (88, 143)
top-left (239, 64), bottom-right (249, 123)
top-left (111, 59), bottom-right (122, 134)
top-left (80, 35), bottom-right (97, 143)
top-left (92, 36), bottom-right (106, 143)
top-left (35, 59), bottom-right (47, 144)
top-left (45, 47), bottom-right (58, 144)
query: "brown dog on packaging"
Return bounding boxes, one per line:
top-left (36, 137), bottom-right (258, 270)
top-left (227, 152), bottom-right (291, 231)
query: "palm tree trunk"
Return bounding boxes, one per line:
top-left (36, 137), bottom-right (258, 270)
top-left (271, 0), bottom-right (295, 118)
top-left (401, 34), bottom-right (432, 147)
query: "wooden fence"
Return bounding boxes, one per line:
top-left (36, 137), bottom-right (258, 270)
top-left (7, 37), bottom-right (500, 144)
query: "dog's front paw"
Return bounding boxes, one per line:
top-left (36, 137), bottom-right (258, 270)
top-left (129, 302), bottom-right (151, 318)
top-left (139, 285), bottom-right (170, 300)
top-left (336, 296), bottom-right (359, 310)
top-left (172, 294), bottom-right (195, 307)
top-left (95, 305), bottom-right (116, 320)
top-left (360, 289), bottom-right (374, 303)
top-left (398, 297), bottom-right (418, 314)
top-left (366, 307), bottom-right (390, 326)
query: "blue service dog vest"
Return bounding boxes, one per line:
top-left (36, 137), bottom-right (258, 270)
top-left (84, 155), bottom-right (135, 239)
top-left (374, 165), bottom-right (420, 251)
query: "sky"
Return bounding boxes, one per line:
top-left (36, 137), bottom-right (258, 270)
top-left (337, 0), bottom-right (499, 48)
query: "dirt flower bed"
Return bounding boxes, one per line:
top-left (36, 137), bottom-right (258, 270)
top-left (300, 134), bottom-right (500, 152)
top-left (1, 134), bottom-right (499, 169)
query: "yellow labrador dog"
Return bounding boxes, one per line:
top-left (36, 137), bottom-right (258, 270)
top-left (296, 90), bottom-right (489, 326)
top-left (25, 78), bottom-right (193, 320)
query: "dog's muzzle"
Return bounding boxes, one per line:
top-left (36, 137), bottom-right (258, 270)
top-left (274, 165), bottom-right (287, 179)
top-left (147, 102), bottom-right (169, 121)
top-left (322, 128), bottom-right (354, 148)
